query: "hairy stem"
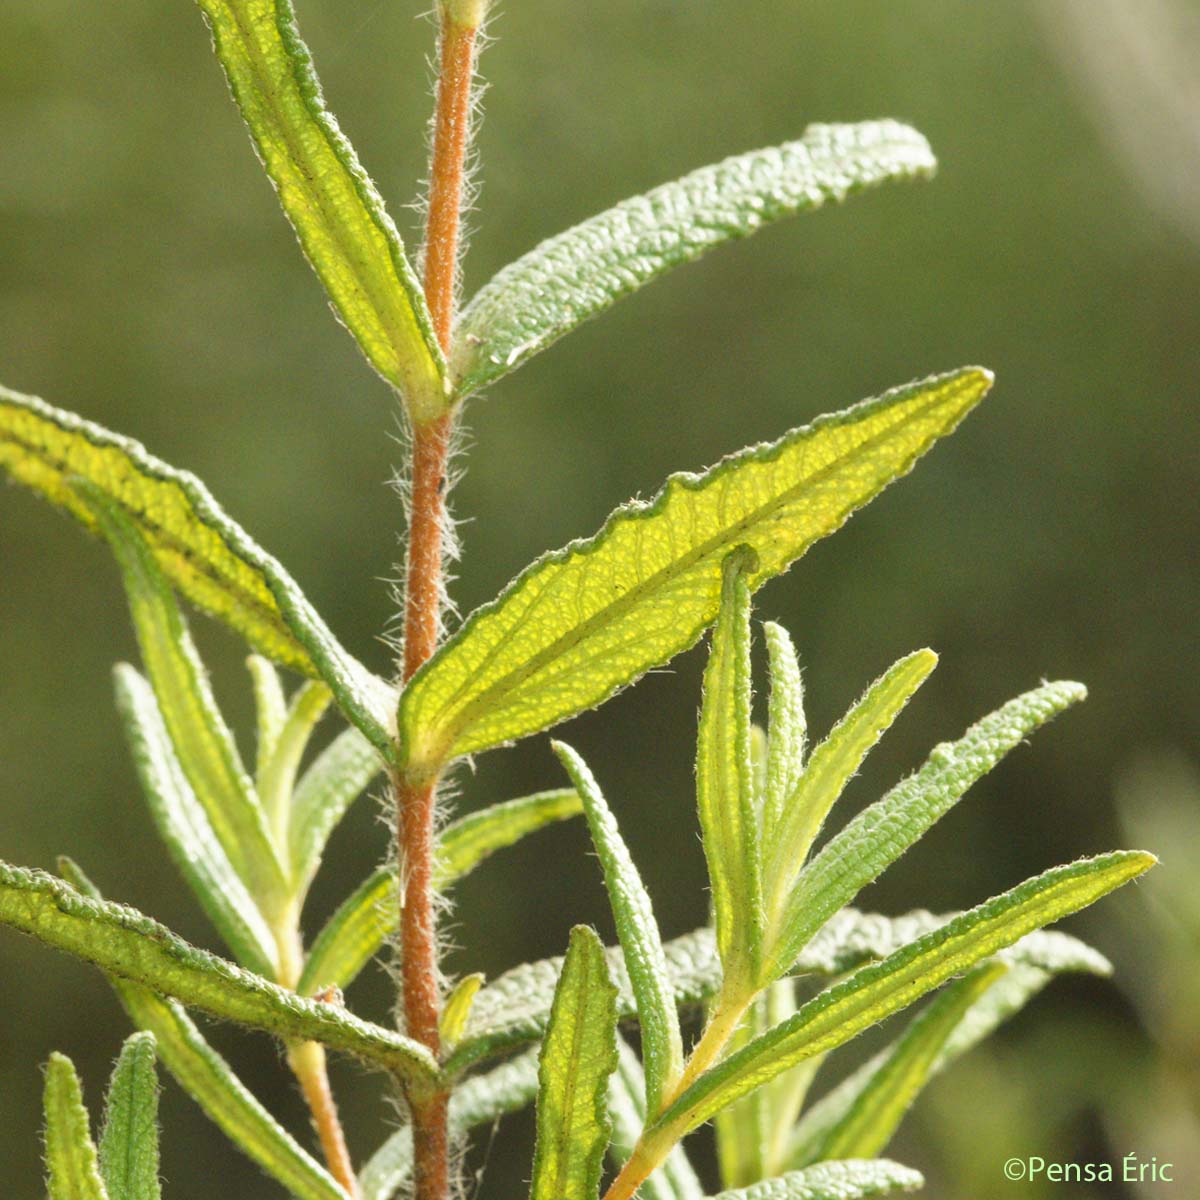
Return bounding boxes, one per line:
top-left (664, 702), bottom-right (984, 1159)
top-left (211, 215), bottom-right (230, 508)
top-left (395, 10), bottom-right (481, 1200)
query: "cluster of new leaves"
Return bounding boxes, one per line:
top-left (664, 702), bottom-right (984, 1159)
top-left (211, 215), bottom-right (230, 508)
top-left (0, 1), bottom-right (1155, 1198)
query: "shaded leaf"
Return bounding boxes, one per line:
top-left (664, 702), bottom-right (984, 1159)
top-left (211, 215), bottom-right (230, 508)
top-left (453, 121), bottom-right (936, 395)
top-left (648, 851), bottom-right (1154, 1138)
top-left (530, 926), bottom-right (619, 1200)
top-left (192, 0), bottom-right (445, 415)
top-left (0, 386), bottom-right (395, 759)
top-left (99, 1033), bottom-right (161, 1200)
top-left (259, 681), bottom-right (330, 848)
top-left (554, 741), bottom-right (683, 1116)
top-left (113, 666), bottom-right (279, 979)
top-left (705, 1161), bottom-right (923, 1200)
top-left (400, 369), bottom-right (990, 774)
top-left (764, 680), bottom-right (1088, 983)
top-left (43, 1054), bottom-right (108, 1200)
top-left (247, 656), bottom-right (289, 783)
top-left (0, 861), bottom-right (436, 1083)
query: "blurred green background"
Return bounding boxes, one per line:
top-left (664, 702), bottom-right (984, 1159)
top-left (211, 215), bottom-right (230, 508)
top-left (1, 0), bottom-right (1196, 1196)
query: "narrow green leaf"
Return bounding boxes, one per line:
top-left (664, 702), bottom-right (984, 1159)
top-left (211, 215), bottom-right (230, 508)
top-left (113, 666), bottom-right (279, 979)
top-left (785, 961), bottom-right (1068, 1170)
top-left (648, 850), bottom-right (1155, 1138)
top-left (530, 926), bottom-right (619, 1200)
top-left (608, 1038), bottom-right (704, 1200)
top-left (259, 681), bottom-right (330, 847)
top-left (705, 1161), bottom-right (923, 1200)
top-left (289, 726), bottom-right (383, 891)
top-left (248, 656), bottom-right (289, 783)
top-left (815, 962), bottom-right (1007, 1162)
top-left (761, 623), bottom-right (806, 837)
top-left (0, 387), bottom-right (396, 760)
top-left (83, 492), bottom-right (286, 905)
top-left (44, 1054), bottom-right (108, 1200)
top-left (192, 0), bottom-right (446, 417)
top-left (554, 741), bottom-right (684, 1117)
top-left (453, 121), bottom-right (936, 396)
top-left (99, 1033), bottom-right (161, 1200)
top-left (399, 369), bottom-right (990, 775)
top-left (297, 788), bottom-right (582, 996)
top-left (360, 1050), bottom-right (542, 1200)
top-left (0, 861), bottom-right (437, 1083)
top-left (440, 973), bottom-right (484, 1049)
top-left (436, 789), bottom-right (584, 882)
top-left (764, 680), bottom-right (1088, 983)
top-left (764, 649), bottom-right (937, 924)
top-left (697, 550), bottom-right (763, 993)
top-left (57, 859), bottom-right (348, 1200)
top-left (449, 909), bottom-right (1109, 1075)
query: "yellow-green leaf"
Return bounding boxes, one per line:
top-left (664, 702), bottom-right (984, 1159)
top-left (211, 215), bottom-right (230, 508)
top-left (99, 1033), bottom-right (162, 1200)
top-left (192, 0), bottom-right (446, 418)
top-left (439, 973), bottom-right (485, 1049)
top-left (0, 386), bottom-right (396, 760)
top-left (399, 368), bottom-right (991, 775)
top-left (531, 926), bottom-right (619, 1200)
top-left (43, 1054), bottom-right (109, 1200)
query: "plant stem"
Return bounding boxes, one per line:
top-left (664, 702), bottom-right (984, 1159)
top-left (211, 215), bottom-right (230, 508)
top-left (289, 1041), bottom-right (359, 1197)
top-left (395, 10), bottom-right (480, 1200)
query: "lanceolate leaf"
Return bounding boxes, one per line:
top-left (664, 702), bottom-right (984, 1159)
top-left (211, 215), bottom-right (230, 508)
top-left (763, 649), bottom-right (937, 919)
top-left (99, 1033), bottom-right (161, 1200)
top-left (530, 926), bottom-right (619, 1200)
top-left (248, 656), bottom-right (289, 780)
top-left (359, 1050), bottom-right (543, 1200)
top-left (0, 387), bottom-right (395, 759)
top-left (452, 121), bottom-right (936, 395)
top-left (696, 551), bottom-right (762, 991)
top-left (764, 680), bottom-right (1088, 983)
top-left (192, 0), bottom-right (446, 417)
top-left (761, 622), bottom-right (806, 836)
top-left (447, 908), bottom-right (1105, 1074)
top-left (554, 742), bottom-right (683, 1116)
top-left (0, 861), bottom-right (436, 1083)
top-left (61, 856), bottom-right (348, 1200)
top-left (648, 851), bottom-right (1154, 1138)
top-left (400, 368), bottom-right (991, 774)
top-left (113, 665), bottom-right (279, 979)
top-left (706, 1161), bottom-right (923, 1200)
top-left (259, 681), bottom-right (331, 846)
top-left (812, 962), bottom-right (1007, 1163)
top-left (297, 789), bottom-right (583, 996)
top-left (609, 1038), bottom-right (704, 1200)
top-left (83, 493), bottom-right (286, 906)
top-left (785, 961), bottom-right (1067, 1170)
top-left (440, 973), bottom-right (485, 1048)
top-left (43, 1054), bottom-right (108, 1200)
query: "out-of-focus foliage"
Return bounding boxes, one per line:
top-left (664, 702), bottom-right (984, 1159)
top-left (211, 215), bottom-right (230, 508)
top-left (0, 2), bottom-right (1194, 1197)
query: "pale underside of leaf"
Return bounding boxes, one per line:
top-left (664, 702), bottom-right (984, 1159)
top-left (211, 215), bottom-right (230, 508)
top-left (447, 906), bottom-right (1108, 1076)
top-left (99, 1033), bottom-right (162, 1200)
top-left (0, 862), bottom-right (436, 1083)
top-left (0, 386), bottom-right (396, 759)
top-left (650, 850), bottom-right (1154, 1137)
top-left (400, 368), bottom-right (991, 774)
top-left (43, 1054), bottom-right (109, 1200)
top-left (705, 1160), bottom-right (924, 1200)
top-left (530, 926), bottom-right (619, 1200)
top-left (193, 0), bottom-right (446, 416)
top-left (761, 622), bottom-right (806, 836)
top-left (452, 121), bottom-right (936, 395)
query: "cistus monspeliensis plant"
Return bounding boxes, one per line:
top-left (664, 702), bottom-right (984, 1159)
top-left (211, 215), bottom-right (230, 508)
top-left (0, 3), bottom-right (1154, 1199)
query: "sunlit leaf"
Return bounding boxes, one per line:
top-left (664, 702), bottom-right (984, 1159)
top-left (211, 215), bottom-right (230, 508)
top-left (0, 386), bottom-right (395, 759)
top-left (99, 1033), bottom-right (161, 1200)
top-left (648, 851), bottom-right (1154, 1138)
top-left (761, 622), bottom-right (806, 837)
top-left (440, 973), bottom-right (485, 1049)
top-left (247, 656), bottom-right (289, 784)
top-left (58, 858), bottom-right (349, 1200)
top-left (113, 666), bottom-right (279, 979)
top-left (453, 121), bottom-right (936, 396)
top-left (258, 681), bottom-right (330, 848)
top-left (530, 926), bottom-right (619, 1200)
top-left (400, 369), bottom-right (990, 775)
top-left (764, 680), bottom-right (1088, 983)
top-left (0, 861), bottom-right (436, 1083)
top-left (696, 551), bottom-right (763, 995)
top-left (43, 1053), bottom-right (108, 1200)
top-left (192, 0), bottom-right (446, 417)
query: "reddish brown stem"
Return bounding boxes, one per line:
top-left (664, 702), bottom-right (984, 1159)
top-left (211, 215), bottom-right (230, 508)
top-left (395, 12), bottom-right (480, 1200)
